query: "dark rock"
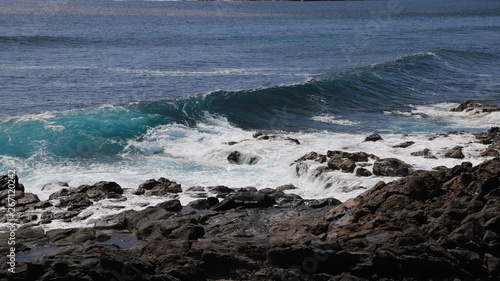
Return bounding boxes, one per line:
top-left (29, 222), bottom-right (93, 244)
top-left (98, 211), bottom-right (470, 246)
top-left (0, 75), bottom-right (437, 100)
top-left (227, 151), bottom-right (259, 165)
top-left (5, 153), bottom-right (499, 281)
top-left (208, 185), bottom-right (234, 195)
top-left (0, 174), bottom-right (24, 191)
top-left (356, 167), bottom-right (373, 177)
top-left (482, 147), bottom-right (500, 157)
top-left (32, 200), bottom-right (52, 209)
top-left (373, 158), bottom-right (414, 177)
top-left (450, 100), bottom-right (500, 114)
top-left (48, 188), bottom-right (76, 200)
top-left (364, 133), bottom-right (383, 142)
top-left (187, 197), bottom-right (220, 210)
top-left (276, 184), bottom-right (298, 193)
top-left (411, 148), bottom-right (437, 159)
top-left (235, 186), bottom-right (258, 193)
top-left (445, 146), bottom-right (465, 159)
top-left (186, 186), bottom-right (206, 192)
top-left (253, 132), bottom-right (263, 138)
top-left (393, 141), bottom-right (415, 148)
top-left (46, 228), bottom-right (95, 245)
top-left (55, 193), bottom-right (93, 212)
top-left (156, 199), bottom-right (183, 212)
top-left (284, 137), bottom-right (301, 145)
top-left (295, 151), bottom-right (327, 163)
top-left (340, 159), bottom-right (356, 173)
top-left (134, 177), bottom-right (182, 196)
top-left (16, 193), bottom-right (40, 206)
top-left (327, 157), bottom-right (342, 170)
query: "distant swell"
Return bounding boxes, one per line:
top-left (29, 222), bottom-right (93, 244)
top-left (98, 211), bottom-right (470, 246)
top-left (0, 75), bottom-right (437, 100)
top-left (1, 49), bottom-right (498, 159)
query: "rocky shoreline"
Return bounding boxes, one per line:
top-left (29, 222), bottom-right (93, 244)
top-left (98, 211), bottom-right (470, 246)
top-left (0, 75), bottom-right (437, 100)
top-left (0, 102), bottom-right (499, 280)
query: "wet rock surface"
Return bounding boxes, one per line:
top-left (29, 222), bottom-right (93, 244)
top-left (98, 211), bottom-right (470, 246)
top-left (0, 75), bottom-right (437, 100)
top-left (2, 127), bottom-right (500, 280)
top-left (1, 158), bottom-right (498, 280)
top-left (450, 100), bottom-right (500, 114)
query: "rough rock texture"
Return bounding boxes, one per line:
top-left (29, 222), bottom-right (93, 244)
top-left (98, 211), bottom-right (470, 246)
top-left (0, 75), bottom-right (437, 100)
top-left (293, 150), bottom-right (379, 181)
top-left (227, 151), bottom-right (259, 165)
top-left (1, 157), bottom-right (499, 281)
top-left (373, 158), bottom-right (414, 177)
top-left (364, 133), bottom-right (383, 142)
top-left (475, 127), bottom-right (500, 157)
top-left (450, 100), bottom-right (500, 114)
top-left (134, 177), bottom-right (182, 196)
top-left (270, 158), bottom-right (500, 280)
top-left (445, 145), bottom-right (465, 159)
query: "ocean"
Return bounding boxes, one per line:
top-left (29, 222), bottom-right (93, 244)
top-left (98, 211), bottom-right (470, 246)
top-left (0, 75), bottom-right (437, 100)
top-left (1, 0), bottom-right (499, 228)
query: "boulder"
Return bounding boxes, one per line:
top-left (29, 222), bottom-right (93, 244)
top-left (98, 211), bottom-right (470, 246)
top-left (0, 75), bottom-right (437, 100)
top-left (55, 193), bottom-right (93, 212)
top-left (373, 158), bottom-right (414, 177)
top-left (227, 151), bottom-right (259, 165)
top-left (134, 177), bottom-right (182, 196)
top-left (356, 167), bottom-right (373, 177)
top-left (450, 100), bottom-right (500, 114)
top-left (77, 181), bottom-right (123, 201)
top-left (187, 197), bottom-right (220, 210)
top-left (393, 141), bottom-right (415, 148)
top-left (0, 174), bottom-right (24, 191)
top-left (364, 133), bottom-right (383, 142)
top-left (445, 146), bottom-right (465, 159)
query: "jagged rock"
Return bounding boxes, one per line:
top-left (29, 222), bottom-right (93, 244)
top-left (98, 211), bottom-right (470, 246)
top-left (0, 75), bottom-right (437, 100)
top-left (275, 184), bottom-right (298, 193)
top-left (156, 199), bottom-right (183, 212)
top-left (134, 177), bottom-right (182, 196)
top-left (445, 146), bottom-right (465, 159)
top-left (393, 141), bottom-right (415, 148)
top-left (450, 100), bottom-right (500, 114)
top-left (4, 149), bottom-right (500, 281)
top-left (46, 228), bottom-right (95, 245)
top-left (187, 197), bottom-right (219, 210)
top-left (284, 137), bottom-right (301, 145)
top-left (364, 133), bottom-right (383, 142)
top-left (295, 151), bottom-right (327, 163)
top-left (186, 186), bottom-right (206, 192)
top-left (253, 132), bottom-right (263, 138)
top-left (0, 174), bottom-right (24, 191)
top-left (16, 193), bottom-right (40, 206)
top-left (48, 181), bottom-right (123, 201)
top-left (76, 181), bottom-right (123, 201)
top-left (208, 185), bottom-right (234, 195)
top-left (411, 148), bottom-right (437, 159)
top-left (373, 158), bottom-right (414, 177)
top-left (227, 151), bottom-right (259, 165)
top-left (269, 158), bottom-right (500, 280)
top-left (56, 193), bottom-right (93, 212)
top-left (482, 147), bottom-right (500, 157)
top-left (356, 167), bottom-right (373, 177)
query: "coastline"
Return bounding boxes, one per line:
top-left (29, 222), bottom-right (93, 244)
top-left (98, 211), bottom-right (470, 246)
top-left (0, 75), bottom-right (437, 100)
top-left (0, 107), bottom-right (499, 279)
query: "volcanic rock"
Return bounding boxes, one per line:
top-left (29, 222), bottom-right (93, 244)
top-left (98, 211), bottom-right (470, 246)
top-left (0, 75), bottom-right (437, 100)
top-left (373, 158), bottom-right (414, 177)
top-left (134, 177), bottom-right (182, 196)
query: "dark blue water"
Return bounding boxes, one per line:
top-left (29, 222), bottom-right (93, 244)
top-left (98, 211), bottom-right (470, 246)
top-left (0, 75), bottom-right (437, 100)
top-left (0, 0), bottom-right (499, 161)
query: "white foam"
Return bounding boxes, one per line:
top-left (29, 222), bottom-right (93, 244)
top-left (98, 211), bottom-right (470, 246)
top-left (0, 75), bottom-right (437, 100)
top-left (0, 116), bottom-right (494, 230)
top-left (311, 114), bottom-right (360, 125)
top-left (384, 102), bottom-right (500, 130)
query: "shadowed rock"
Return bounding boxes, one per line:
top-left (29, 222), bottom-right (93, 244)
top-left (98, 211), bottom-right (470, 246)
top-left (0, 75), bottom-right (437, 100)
top-left (373, 158), bottom-right (414, 177)
top-left (134, 177), bottom-right (182, 196)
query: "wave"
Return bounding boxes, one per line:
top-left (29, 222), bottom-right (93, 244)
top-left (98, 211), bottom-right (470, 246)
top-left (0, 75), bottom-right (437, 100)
top-left (1, 49), bottom-right (498, 159)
